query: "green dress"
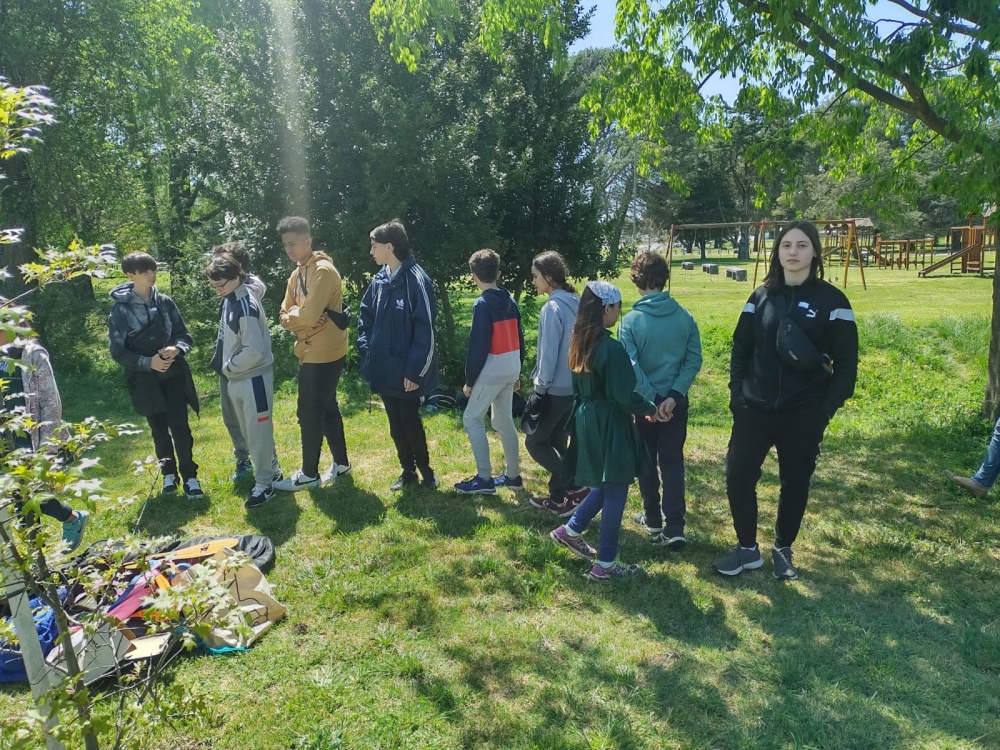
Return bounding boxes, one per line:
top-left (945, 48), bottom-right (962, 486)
top-left (570, 330), bottom-right (657, 487)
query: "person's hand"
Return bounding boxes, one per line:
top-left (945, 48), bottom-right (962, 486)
top-left (526, 391), bottom-right (549, 414)
top-left (150, 353), bottom-right (172, 372)
top-left (657, 397), bottom-right (677, 423)
top-left (403, 378), bottom-right (418, 392)
top-left (513, 379), bottom-right (521, 393)
top-left (159, 345), bottom-right (180, 361)
top-left (463, 384), bottom-right (473, 397)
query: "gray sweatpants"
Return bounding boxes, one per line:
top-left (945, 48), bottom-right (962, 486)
top-left (220, 375), bottom-right (249, 461)
top-left (223, 372), bottom-right (282, 486)
top-left (463, 379), bottom-right (520, 480)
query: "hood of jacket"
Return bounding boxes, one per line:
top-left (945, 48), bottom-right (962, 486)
top-left (631, 291), bottom-right (680, 317)
top-left (109, 281), bottom-right (158, 306)
top-left (548, 288), bottom-right (580, 316)
top-left (480, 286), bottom-right (517, 315)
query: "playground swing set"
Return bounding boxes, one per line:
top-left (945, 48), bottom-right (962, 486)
top-left (664, 219), bottom-right (870, 290)
top-left (663, 208), bottom-right (996, 290)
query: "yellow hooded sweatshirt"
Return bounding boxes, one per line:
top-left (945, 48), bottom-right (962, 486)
top-left (279, 251), bottom-right (349, 363)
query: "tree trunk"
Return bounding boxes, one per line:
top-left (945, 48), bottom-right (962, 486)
top-left (985, 259), bottom-right (1000, 420)
top-left (435, 278), bottom-right (457, 384)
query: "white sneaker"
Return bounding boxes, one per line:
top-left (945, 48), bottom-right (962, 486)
top-left (162, 474), bottom-right (178, 494)
top-left (321, 463), bottom-right (352, 486)
top-left (273, 470), bottom-right (320, 491)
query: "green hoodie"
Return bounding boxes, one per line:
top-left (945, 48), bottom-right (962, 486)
top-left (618, 291), bottom-right (702, 403)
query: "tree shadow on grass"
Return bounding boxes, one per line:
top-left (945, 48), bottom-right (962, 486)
top-left (393, 484), bottom-right (494, 538)
top-left (133, 491), bottom-right (212, 538)
top-left (243, 491), bottom-right (301, 548)
top-left (308, 476), bottom-right (386, 534)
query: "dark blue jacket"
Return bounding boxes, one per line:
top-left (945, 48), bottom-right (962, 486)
top-left (357, 256), bottom-right (439, 398)
top-left (465, 287), bottom-right (525, 387)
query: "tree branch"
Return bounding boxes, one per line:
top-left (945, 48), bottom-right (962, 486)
top-left (882, 0), bottom-right (986, 40)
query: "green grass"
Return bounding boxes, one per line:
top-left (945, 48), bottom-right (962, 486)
top-left (2, 267), bottom-right (999, 749)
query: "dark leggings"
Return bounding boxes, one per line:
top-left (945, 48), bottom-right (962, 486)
top-left (297, 357), bottom-right (349, 477)
top-left (636, 398), bottom-right (688, 536)
top-left (146, 374), bottom-right (198, 480)
top-left (382, 394), bottom-right (431, 476)
top-left (725, 404), bottom-right (827, 549)
top-left (524, 394), bottom-right (575, 501)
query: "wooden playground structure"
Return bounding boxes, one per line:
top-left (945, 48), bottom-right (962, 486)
top-left (664, 218), bottom-right (870, 290)
top-left (663, 209), bottom-right (996, 289)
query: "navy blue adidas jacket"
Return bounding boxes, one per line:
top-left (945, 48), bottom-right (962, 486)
top-left (357, 256), bottom-right (439, 398)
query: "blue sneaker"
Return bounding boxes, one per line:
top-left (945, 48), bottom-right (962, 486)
top-left (61, 510), bottom-right (89, 553)
top-left (232, 458), bottom-right (253, 480)
top-left (454, 475), bottom-right (496, 495)
top-left (493, 474), bottom-right (523, 489)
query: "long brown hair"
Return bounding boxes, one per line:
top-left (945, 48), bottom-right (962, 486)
top-left (762, 220), bottom-right (825, 292)
top-left (532, 251), bottom-right (577, 294)
top-left (568, 287), bottom-right (607, 373)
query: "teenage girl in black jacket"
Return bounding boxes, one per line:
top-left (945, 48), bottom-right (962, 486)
top-left (713, 220), bottom-right (858, 580)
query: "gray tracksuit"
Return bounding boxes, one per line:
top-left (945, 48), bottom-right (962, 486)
top-left (211, 280), bottom-right (281, 486)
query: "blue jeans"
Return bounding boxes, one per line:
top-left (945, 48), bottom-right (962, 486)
top-left (972, 418), bottom-right (1000, 489)
top-left (567, 485), bottom-right (629, 564)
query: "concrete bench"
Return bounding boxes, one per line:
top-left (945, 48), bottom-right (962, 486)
top-left (702, 264), bottom-right (719, 275)
top-left (681, 261), bottom-right (694, 270)
top-left (729, 268), bottom-right (747, 281)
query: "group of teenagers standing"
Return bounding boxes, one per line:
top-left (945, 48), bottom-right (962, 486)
top-left (11, 216), bottom-right (857, 580)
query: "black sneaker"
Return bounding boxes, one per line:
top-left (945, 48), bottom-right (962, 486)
top-left (245, 483), bottom-right (274, 509)
top-left (421, 471), bottom-right (439, 489)
top-left (632, 512), bottom-right (664, 534)
top-left (712, 545), bottom-right (763, 576)
top-left (390, 471), bottom-right (419, 491)
top-left (183, 478), bottom-right (205, 498)
top-left (772, 546), bottom-right (799, 580)
top-left (652, 533), bottom-right (687, 550)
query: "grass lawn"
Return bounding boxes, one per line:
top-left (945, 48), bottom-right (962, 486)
top-left (2, 265), bottom-right (999, 749)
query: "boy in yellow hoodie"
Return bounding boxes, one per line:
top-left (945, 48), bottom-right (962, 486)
top-left (274, 216), bottom-right (352, 490)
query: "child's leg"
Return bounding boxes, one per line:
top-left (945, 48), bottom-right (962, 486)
top-left (297, 363), bottom-right (325, 477)
top-left (318, 357), bottom-right (350, 467)
top-left (595, 485), bottom-right (629, 564)
top-left (567, 487), bottom-right (604, 535)
top-left (383, 395), bottom-right (416, 474)
top-left (636, 418), bottom-right (664, 528)
top-left (397, 397), bottom-right (431, 476)
top-left (146, 412), bottom-right (177, 477)
top-left (660, 400), bottom-right (689, 537)
top-left (524, 395), bottom-right (574, 499)
top-left (490, 382), bottom-right (520, 478)
top-left (220, 375), bottom-right (249, 462)
top-left (463, 382), bottom-right (502, 479)
top-left (39, 498), bottom-right (73, 523)
top-left (162, 376), bottom-right (198, 480)
top-left (232, 374), bottom-right (281, 487)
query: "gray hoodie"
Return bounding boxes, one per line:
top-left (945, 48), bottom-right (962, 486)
top-left (531, 289), bottom-right (579, 396)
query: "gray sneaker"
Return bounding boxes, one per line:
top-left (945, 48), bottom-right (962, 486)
top-left (652, 533), bottom-right (686, 550)
top-left (772, 546), bottom-right (799, 580)
top-left (712, 545), bottom-right (763, 576)
top-left (945, 471), bottom-right (988, 499)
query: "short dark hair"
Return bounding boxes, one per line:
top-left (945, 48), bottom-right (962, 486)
top-left (277, 216), bottom-right (310, 236)
top-left (370, 219), bottom-right (410, 261)
top-left (763, 220), bottom-right (825, 292)
top-left (205, 254), bottom-right (246, 283)
top-left (122, 251), bottom-right (157, 274)
top-left (631, 251), bottom-right (669, 291)
top-left (469, 248), bottom-right (500, 284)
top-left (212, 241), bottom-right (251, 272)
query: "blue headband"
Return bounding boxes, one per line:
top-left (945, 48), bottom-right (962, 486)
top-left (585, 279), bottom-right (621, 306)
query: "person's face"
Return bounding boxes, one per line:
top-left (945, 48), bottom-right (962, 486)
top-left (208, 276), bottom-right (239, 298)
top-left (778, 228), bottom-right (817, 275)
top-left (370, 238), bottom-right (395, 266)
top-left (282, 231), bottom-right (313, 264)
top-left (126, 268), bottom-right (156, 289)
top-left (531, 265), bottom-right (553, 295)
top-left (603, 300), bottom-right (622, 328)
